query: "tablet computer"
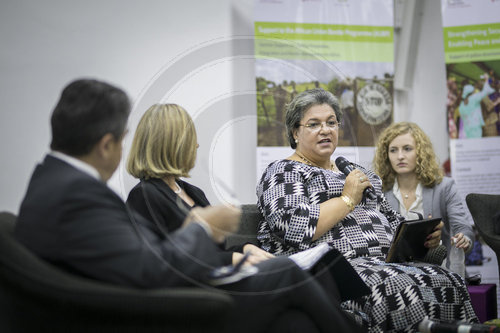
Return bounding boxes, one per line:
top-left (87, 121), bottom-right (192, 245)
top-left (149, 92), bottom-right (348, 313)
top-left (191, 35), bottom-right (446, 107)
top-left (385, 217), bottom-right (442, 263)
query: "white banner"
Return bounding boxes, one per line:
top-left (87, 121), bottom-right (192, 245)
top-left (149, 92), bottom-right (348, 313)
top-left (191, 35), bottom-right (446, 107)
top-left (254, 0), bottom-right (394, 179)
top-left (442, 0), bottom-right (500, 316)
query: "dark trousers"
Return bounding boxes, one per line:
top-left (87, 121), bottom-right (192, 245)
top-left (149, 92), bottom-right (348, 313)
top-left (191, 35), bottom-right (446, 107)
top-left (220, 256), bottom-right (364, 333)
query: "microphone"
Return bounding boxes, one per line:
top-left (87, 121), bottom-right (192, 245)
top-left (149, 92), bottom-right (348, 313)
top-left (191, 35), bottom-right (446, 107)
top-left (335, 156), bottom-right (378, 201)
top-left (418, 317), bottom-right (500, 333)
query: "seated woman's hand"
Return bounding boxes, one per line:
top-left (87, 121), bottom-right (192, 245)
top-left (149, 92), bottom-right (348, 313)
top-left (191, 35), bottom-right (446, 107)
top-left (342, 168), bottom-right (373, 205)
top-left (425, 221), bottom-right (444, 248)
top-left (452, 232), bottom-right (471, 250)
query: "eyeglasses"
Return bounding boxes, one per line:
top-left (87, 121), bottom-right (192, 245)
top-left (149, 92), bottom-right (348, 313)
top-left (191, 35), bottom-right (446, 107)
top-left (299, 120), bottom-right (339, 132)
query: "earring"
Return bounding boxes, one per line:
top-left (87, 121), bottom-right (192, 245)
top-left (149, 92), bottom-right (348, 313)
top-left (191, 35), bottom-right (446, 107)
top-left (295, 139), bottom-right (298, 143)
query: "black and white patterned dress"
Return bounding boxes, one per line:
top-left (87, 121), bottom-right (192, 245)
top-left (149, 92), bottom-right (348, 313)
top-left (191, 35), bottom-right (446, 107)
top-left (257, 159), bottom-right (477, 332)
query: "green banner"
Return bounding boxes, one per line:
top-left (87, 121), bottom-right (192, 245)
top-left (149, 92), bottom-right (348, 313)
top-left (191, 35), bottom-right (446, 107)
top-left (255, 21), bottom-right (393, 62)
top-left (443, 23), bottom-right (500, 63)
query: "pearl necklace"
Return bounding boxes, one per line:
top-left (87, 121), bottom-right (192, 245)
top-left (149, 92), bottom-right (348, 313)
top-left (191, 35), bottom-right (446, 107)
top-left (295, 152), bottom-right (334, 170)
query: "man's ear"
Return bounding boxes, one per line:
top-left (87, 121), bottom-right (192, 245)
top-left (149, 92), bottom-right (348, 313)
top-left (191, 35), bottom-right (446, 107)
top-left (96, 133), bottom-right (116, 158)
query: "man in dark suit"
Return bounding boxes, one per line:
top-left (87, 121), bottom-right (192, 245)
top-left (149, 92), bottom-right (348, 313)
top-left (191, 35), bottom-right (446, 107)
top-left (15, 78), bottom-right (362, 333)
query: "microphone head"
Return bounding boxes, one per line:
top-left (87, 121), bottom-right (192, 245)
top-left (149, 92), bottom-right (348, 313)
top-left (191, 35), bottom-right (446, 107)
top-left (335, 156), bottom-right (353, 174)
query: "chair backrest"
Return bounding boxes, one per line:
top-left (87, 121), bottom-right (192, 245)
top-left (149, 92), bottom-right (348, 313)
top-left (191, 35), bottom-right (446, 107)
top-left (466, 193), bottom-right (500, 272)
top-left (225, 204), bottom-right (261, 249)
top-left (0, 212), bottom-right (232, 332)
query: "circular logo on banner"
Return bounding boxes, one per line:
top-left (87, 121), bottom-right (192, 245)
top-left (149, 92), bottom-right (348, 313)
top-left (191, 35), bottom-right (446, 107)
top-left (356, 83), bottom-right (392, 125)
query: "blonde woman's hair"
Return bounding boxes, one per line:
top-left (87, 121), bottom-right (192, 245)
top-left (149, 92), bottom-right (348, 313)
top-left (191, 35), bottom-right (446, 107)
top-left (373, 122), bottom-right (443, 191)
top-left (127, 104), bottom-right (197, 179)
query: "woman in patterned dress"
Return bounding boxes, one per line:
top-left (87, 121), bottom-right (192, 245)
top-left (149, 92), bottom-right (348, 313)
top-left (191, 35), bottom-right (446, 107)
top-left (256, 88), bottom-right (478, 332)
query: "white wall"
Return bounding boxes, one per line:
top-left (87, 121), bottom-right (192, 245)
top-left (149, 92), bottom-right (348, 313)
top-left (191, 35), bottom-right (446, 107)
top-left (0, 0), bottom-right (450, 213)
top-left (0, 0), bottom-right (234, 212)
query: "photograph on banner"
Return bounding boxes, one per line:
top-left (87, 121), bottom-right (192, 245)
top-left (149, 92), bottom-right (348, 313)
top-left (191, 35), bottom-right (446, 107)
top-left (446, 61), bottom-right (500, 139)
top-left (256, 59), bottom-right (394, 148)
top-left (442, 19), bottom-right (500, 140)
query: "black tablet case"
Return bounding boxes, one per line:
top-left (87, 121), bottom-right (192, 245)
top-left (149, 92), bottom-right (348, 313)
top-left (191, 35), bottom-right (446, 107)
top-left (386, 217), bottom-right (442, 263)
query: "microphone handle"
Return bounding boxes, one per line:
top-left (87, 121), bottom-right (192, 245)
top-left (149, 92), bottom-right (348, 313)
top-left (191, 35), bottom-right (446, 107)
top-left (336, 157), bottom-right (378, 201)
top-left (363, 187), bottom-right (377, 201)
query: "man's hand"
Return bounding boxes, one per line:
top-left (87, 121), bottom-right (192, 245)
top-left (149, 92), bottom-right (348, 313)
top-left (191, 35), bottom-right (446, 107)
top-left (242, 244), bottom-right (275, 264)
top-left (231, 245), bottom-right (275, 266)
top-left (186, 205), bottom-right (241, 243)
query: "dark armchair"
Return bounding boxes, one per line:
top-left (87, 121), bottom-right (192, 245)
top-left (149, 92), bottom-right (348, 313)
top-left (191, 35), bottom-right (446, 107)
top-left (225, 204), bottom-right (261, 249)
top-left (0, 212), bottom-right (234, 333)
top-left (466, 193), bottom-right (500, 274)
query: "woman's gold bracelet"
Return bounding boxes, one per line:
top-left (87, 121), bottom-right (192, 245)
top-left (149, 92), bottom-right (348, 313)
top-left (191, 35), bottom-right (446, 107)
top-left (340, 195), bottom-right (355, 212)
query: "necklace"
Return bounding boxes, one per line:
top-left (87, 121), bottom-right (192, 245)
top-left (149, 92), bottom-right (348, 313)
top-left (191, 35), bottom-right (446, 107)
top-left (295, 151), bottom-right (334, 170)
top-left (163, 177), bottom-right (182, 194)
top-left (173, 182), bottom-right (182, 194)
top-left (401, 189), bottom-right (414, 200)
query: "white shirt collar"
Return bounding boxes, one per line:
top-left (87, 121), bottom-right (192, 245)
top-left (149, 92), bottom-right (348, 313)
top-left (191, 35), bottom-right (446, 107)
top-left (393, 179), bottom-right (423, 199)
top-left (393, 179), bottom-right (424, 220)
top-left (50, 151), bottom-right (102, 181)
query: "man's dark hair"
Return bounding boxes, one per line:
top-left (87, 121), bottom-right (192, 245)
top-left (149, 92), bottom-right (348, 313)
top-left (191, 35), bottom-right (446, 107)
top-left (50, 79), bottom-right (131, 156)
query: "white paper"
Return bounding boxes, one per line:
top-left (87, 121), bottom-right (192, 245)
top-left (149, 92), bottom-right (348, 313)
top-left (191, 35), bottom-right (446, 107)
top-left (288, 242), bottom-right (332, 270)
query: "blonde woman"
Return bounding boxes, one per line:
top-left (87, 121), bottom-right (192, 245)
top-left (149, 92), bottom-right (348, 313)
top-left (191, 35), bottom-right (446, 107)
top-left (374, 122), bottom-right (474, 269)
top-left (126, 104), bottom-right (273, 266)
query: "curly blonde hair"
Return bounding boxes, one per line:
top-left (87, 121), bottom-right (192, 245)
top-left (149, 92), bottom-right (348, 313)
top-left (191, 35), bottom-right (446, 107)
top-left (127, 104), bottom-right (197, 179)
top-left (374, 122), bottom-right (443, 191)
